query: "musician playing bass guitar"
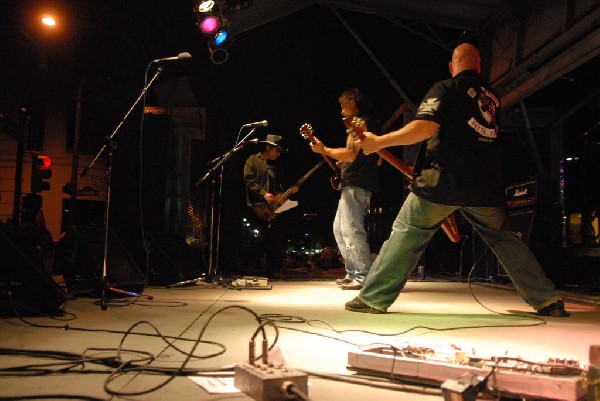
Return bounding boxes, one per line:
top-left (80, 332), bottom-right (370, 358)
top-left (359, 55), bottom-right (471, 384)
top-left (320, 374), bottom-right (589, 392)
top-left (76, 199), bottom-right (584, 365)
top-left (243, 134), bottom-right (298, 278)
top-left (308, 88), bottom-right (380, 290)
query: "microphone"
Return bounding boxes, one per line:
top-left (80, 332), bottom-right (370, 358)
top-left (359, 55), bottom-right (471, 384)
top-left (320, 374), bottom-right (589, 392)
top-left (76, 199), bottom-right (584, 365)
top-left (152, 52), bottom-right (192, 64)
top-left (240, 138), bottom-right (260, 145)
top-left (234, 138), bottom-right (260, 149)
top-left (243, 120), bottom-right (268, 128)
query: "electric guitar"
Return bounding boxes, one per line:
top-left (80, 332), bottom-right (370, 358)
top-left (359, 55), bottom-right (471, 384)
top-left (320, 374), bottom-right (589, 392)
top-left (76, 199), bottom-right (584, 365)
top-left (343, 117), bottom-right (461, 243)
top-left (252, 160), bottom-right (324, 222)
top-left (299, 123), bottom-right (341, 190)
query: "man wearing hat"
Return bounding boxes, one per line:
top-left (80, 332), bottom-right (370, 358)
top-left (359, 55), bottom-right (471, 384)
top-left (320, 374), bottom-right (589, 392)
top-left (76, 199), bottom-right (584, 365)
top-left (243, 134), bottom-right (298, 277)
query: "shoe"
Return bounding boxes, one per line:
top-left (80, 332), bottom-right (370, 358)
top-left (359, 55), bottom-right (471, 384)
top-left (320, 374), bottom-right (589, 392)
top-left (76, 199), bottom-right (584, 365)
top-left (536, 300), bottom-right (570, 317)
top-left (340, 280), bottom-right (363, 290)
top-left (336, 277), bottom-right (352, 285)
top-left (345, 297), bottom-right (385, 314)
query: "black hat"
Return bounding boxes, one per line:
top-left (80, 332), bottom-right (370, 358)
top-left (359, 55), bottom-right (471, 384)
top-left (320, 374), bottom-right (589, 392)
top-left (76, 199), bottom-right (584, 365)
top-left (262, 134), bottom-right (287, 152)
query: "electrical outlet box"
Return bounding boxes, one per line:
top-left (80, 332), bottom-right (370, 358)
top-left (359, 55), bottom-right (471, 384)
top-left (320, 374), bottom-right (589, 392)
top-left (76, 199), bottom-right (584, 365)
top-left (234, 363), bottom-right (308, 401)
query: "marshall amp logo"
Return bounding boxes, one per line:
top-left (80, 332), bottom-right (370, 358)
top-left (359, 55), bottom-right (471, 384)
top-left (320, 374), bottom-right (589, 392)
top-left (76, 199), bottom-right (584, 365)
top-left (505, 178), bottom-right (556, 209)
top-left (505, 180), bottom-right (538, 209)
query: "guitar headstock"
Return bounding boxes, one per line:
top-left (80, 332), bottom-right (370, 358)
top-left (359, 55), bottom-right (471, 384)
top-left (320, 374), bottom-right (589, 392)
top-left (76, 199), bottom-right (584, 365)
top-left (299, 123), bottom-right (315, 142)
top-left (343, 117), bottom-right (367, 140)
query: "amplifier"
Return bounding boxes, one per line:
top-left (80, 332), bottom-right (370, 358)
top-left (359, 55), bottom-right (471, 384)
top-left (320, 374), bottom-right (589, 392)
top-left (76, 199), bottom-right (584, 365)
top-left (505, 178), bottom-right (556, 209)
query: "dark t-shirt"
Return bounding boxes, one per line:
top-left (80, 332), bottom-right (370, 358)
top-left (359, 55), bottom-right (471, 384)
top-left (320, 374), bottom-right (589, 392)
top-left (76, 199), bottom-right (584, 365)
top-left (340, 114), bottom-right (380, 193)
top-left (410, 70), bottom-right (504, 206)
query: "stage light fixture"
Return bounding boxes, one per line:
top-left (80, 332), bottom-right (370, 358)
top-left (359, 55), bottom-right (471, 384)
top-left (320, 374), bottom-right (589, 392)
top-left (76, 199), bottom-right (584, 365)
top-left (213, 30), bottom-right (228, 46)
top-left (197, 0), bottom-right (215, 13)
top-left (200, 15), bottom-right (220, 35)
top-left (208, 44), bottom-right (229, 65)
top-left (207, 26), bottom-right (233, 64)
top-left (194, 1), bottom-right (233, 64)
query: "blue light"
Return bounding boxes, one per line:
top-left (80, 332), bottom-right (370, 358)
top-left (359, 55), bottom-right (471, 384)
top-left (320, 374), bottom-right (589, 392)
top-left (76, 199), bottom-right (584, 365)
top-left (214, 30), bottom-right (228, 46)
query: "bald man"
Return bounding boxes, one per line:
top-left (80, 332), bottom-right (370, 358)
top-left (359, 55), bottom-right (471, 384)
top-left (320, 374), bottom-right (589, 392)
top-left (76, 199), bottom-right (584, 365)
top-left (345, 43), bottom-right (568, 317)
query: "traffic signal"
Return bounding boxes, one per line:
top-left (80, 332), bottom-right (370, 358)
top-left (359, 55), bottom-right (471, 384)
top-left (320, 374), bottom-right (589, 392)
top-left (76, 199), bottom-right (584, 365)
top-left (31, 153), bottom-right (52, 192)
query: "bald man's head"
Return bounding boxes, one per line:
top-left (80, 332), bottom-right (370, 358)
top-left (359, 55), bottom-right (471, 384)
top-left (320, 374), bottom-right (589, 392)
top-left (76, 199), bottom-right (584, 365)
top-left (449, 43), bottom-right (481, 77)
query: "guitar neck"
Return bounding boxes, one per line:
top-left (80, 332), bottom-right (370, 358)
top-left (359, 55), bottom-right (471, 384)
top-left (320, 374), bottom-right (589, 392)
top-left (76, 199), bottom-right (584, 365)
top-left (377, 149), bottom-right (414, 180)
top-left (320, 154), bottom-right (338, 173)
top-left (308, 137), bottom-right (338, 173)
top-left (343, 117), bottom-right (414, 179)
top-left (274, 161), bottom-right (324, 205)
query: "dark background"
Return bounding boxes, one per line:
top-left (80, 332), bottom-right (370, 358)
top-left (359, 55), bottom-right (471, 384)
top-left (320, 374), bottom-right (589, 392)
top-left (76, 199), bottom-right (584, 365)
top-left (1, 1), bottom-right (598, 280)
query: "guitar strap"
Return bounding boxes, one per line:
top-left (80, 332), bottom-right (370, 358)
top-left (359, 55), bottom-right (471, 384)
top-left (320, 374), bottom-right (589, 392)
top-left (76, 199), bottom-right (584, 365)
top-left (412, 140), bottom-right (428, 178)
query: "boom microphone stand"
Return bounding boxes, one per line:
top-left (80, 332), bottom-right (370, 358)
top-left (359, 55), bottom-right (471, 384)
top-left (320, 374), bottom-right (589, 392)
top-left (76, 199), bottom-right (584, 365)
top-left (194, 127), bottom-right (258, 282)
top-left (81, 65), bottom-right (164, 310)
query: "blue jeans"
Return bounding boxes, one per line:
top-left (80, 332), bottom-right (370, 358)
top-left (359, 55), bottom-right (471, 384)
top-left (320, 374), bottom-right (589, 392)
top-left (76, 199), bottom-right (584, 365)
top-left (359, 193), bottom-right (561, 312)
top-left (334, 186), bottom-right (372, 284)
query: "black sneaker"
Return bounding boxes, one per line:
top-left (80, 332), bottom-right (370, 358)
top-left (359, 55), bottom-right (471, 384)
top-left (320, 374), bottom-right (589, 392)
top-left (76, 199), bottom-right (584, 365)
top-left (345, 297), bottom-right (385, 314)
top-left (536, 300), bottom-right (570, 317)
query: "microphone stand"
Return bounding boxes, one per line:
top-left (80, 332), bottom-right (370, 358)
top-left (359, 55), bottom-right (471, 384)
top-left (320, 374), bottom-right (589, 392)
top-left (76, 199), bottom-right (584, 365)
top-left (81, 66), bottom-right (164, 310)
top-left (193, 128), bottom-right (257, 283)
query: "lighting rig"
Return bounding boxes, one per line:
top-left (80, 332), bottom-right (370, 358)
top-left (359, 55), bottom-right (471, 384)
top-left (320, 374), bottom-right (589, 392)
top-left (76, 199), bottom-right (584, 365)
top-left (194, 0), bottom-right (233, 64)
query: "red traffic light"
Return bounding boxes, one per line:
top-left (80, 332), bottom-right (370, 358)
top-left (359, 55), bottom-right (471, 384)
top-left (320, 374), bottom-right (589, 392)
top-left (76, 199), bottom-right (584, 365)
top-left (36, 154), bottom-right (51, 169)
top-left (31, 153), bottom-right (52, 192)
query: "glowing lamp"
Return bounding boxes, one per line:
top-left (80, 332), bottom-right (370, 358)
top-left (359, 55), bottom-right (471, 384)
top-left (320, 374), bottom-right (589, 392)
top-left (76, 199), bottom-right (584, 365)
top-left (200, 16), bottom-right (220, 34)
top-left (197, 1), bottom-right (215, 13)
top-left (214, 30), bottom-right (228, 46)
top-left (41, 15), bottom-right (56, 27)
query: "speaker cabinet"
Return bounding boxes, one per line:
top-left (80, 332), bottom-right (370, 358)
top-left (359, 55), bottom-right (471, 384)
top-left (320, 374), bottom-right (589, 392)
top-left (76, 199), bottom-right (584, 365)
top-left (55, 226), bottom-right (146, 294)
top-left (145, 232), bottom-right (203, 286)
top-left (504, 207), bottom-right (564, 285)
top-left (0, 223), bottom-right (66, 316)
top-left (507, 208), bottom-right (536, 243)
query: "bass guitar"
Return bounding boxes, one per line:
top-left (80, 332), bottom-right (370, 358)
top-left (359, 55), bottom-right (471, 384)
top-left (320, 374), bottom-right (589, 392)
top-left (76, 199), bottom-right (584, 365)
top-left (299, 123), bottom-right (341, 190)
top-left (343, 117), bottom-right (461, 243)
top-left (252, 160), bottom-right (324, 222)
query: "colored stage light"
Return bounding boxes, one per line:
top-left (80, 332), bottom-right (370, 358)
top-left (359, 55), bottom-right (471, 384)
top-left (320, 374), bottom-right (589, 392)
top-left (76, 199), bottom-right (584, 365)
top-left (200, 15), bottom-right (220, 34)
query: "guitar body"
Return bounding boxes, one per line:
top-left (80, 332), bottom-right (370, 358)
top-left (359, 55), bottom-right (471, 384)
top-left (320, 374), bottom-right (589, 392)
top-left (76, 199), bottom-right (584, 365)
top-left (343, 117), bottom-right (461, 243)
top-left (329, 175), bottom-right (341, 190)
top-left (251, 200), bottom-right (279, 222)
top-left (251, 161), bottom-right (324, 222)
top-left (300, 123), bottom-right (341, 191)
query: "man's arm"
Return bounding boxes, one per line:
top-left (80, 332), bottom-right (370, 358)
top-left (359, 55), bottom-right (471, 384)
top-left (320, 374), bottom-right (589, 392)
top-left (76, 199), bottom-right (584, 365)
top-left (310, 134), bottom-right (359, 162)
top-left (356, 119), bottom-right (440, 155)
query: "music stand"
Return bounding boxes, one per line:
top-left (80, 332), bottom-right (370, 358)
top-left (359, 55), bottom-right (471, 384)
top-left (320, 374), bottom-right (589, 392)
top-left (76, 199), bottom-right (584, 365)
top-left (81, 65), bottom-right (164, 310)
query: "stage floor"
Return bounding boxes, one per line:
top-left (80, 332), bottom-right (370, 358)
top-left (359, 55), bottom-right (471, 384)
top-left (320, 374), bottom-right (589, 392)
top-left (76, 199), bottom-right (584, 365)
top-left (1, 276), bottom-right (599, 400)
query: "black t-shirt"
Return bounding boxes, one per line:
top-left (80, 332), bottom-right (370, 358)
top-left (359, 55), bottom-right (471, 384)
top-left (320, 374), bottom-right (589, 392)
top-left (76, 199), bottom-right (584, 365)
top-left (410, 70), bottom-right (505, 206)
top-left (340, 114), bottom-right (380, 193)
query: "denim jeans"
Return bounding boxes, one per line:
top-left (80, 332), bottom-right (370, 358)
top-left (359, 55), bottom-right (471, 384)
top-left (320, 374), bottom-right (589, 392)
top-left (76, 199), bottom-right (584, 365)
top-left (333, 186), bottom-right (372, 284)
top-left (359, 192), bottom-right (561, 312)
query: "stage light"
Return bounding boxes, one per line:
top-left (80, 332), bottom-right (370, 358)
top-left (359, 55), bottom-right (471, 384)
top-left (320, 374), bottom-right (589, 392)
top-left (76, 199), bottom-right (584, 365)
top-left (200, 15), bottom-right (220, 34)
top-left (197, 0), bottom-right (215, 13)
top-left (194, 1), bottom-right (233, 64)
top-left (214, 30), bottom-right (228, 46)
top-left (207, 26), bottom-right (232, 64)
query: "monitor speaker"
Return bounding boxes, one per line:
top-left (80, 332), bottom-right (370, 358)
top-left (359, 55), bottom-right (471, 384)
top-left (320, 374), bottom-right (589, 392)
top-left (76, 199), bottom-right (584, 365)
top-left (145, 232), bottom-right (203, 286)
top-left (55, 226), bottom-right (146, 294)
top-left (0, 222), bottom-right (66, 316)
